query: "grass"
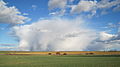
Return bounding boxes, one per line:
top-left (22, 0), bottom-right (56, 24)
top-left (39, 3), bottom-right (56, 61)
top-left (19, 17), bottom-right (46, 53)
top-left (0, 55), bottom-right (120, 67)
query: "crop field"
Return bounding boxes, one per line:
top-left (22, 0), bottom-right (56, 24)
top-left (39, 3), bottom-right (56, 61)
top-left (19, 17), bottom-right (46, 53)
top-left (0, 51), bottom-right (120, 55)
top-left (0, 54), bottom-right (120, 67)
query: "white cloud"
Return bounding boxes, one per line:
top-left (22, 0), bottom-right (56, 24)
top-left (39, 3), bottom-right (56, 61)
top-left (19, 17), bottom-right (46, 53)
top-left (101, 10), bottom-right (108, 15)
top-left (48, 0), bottom-right (67, 16)
top-left (23, 13), bottom-right (29, 15)
top-left (49, 9), bottom-right (66, 16)
top-left (12, 17), bottom-right (97, 51)
top-left (99, 32), bottom-right (115, 41)
top-left (97, 0), bottom-right (120, 9)
top-left (0, 47), bottom-right (18, 51)
top-left (0, 0), bottom-right (29, 24)
top-left (113, 5), bottom-right (120, 12)
top-left (69, 0), bottom-right (74, 3)
top-left (71, 1), bottom-right (97, 14)
top-left (86, 32), bottom-right (120, 51)
top-left (87, 10), bottom-right (96, 18)
top-left (48, 0), bottom-right (67, 10)
top-left (49, 12), bottom-right (57, 15)
top-left (48, 0), bottom-right (120, 17)
top-left (32, 5), bottom-right (37, 10)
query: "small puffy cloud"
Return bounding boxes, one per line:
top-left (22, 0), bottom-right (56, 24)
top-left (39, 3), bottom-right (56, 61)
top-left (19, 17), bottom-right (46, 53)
top-left (0, 0), bottom-right (29, 24)
top-left (23, 13), bottom-right (29, 15)
top-left (49, 12), bottom-right (57, 15)
top-left (99, 32), bottom-right (115, 41)
top-left (107, 22), bottom-right (120, 29)
top-left (32, 5), bottom-right (37, 10)
top-left (101, 10), bottom-right (108, 15)
top-left (48, 0), bottom-right (67, 16)
top-left (32, 5), bottom-right (37, 8)
top-left (97, 0), bottom-right (120, 9)
top-left (87, 10), bottom-right (96, 18)
top-left (48, 0), bottom-right (67, 10)
top-left (113, 5), bottom-right (120, 12)
top-left (69, 0), bottom-right (74, 3)
top-left (49, 9), bottom-right (66, 16)
top-left (71, 1), bottom-right (97, 14)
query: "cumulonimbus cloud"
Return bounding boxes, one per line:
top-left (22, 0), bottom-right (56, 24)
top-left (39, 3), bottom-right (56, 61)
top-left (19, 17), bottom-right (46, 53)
top-left (12, 17), bottom-right (120, 51)
top-left (12, 17), bottom-right (98, 51)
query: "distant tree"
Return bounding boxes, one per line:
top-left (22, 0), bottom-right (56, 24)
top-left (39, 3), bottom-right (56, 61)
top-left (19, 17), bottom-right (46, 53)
top-left (89, 53), bottom-right (94, 55)
top-left (85, 53), bottom-right (89, 55)
top-left (63, 53), bottom-right (67, 55)
top-left (56, 52), bottom-right (60, 55)
top-left (48, 53), bottom-right (52, 55)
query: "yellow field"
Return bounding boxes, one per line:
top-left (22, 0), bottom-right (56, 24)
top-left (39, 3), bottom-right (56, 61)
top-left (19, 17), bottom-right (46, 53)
top-left (1, 51), bottom-right (120, 55)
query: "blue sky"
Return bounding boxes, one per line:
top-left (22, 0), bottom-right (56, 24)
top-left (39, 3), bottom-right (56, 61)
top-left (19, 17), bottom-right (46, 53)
top-left (0, 0), bottom-right (120, 51)
top-left (0, 0), bottom-right (49, 44)
top-left (4, 0), bottom-right (50, 22)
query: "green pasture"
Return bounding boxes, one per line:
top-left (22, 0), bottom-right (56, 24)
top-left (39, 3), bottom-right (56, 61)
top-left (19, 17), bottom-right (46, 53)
top-left (0, 55), bottom-right (120, 67)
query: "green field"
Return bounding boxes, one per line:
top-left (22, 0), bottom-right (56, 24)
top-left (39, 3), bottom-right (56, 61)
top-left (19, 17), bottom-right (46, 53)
top-left (0, 55), bottom-right (120, 67)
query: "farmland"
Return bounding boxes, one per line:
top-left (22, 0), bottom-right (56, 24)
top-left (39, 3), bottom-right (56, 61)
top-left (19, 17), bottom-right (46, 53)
top-left (0, 51), bottom-right (120, 55)
top-left (0, 51), bottom-right (120, 67)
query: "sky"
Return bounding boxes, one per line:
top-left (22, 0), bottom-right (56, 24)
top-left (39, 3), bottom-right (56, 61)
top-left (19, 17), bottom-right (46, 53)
top-left (0, 0), bottom-right (120, 51)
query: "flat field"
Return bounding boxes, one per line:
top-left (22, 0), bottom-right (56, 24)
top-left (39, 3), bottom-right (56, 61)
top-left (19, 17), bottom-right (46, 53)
top-left (0, 55), bottom-right (120, 67)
